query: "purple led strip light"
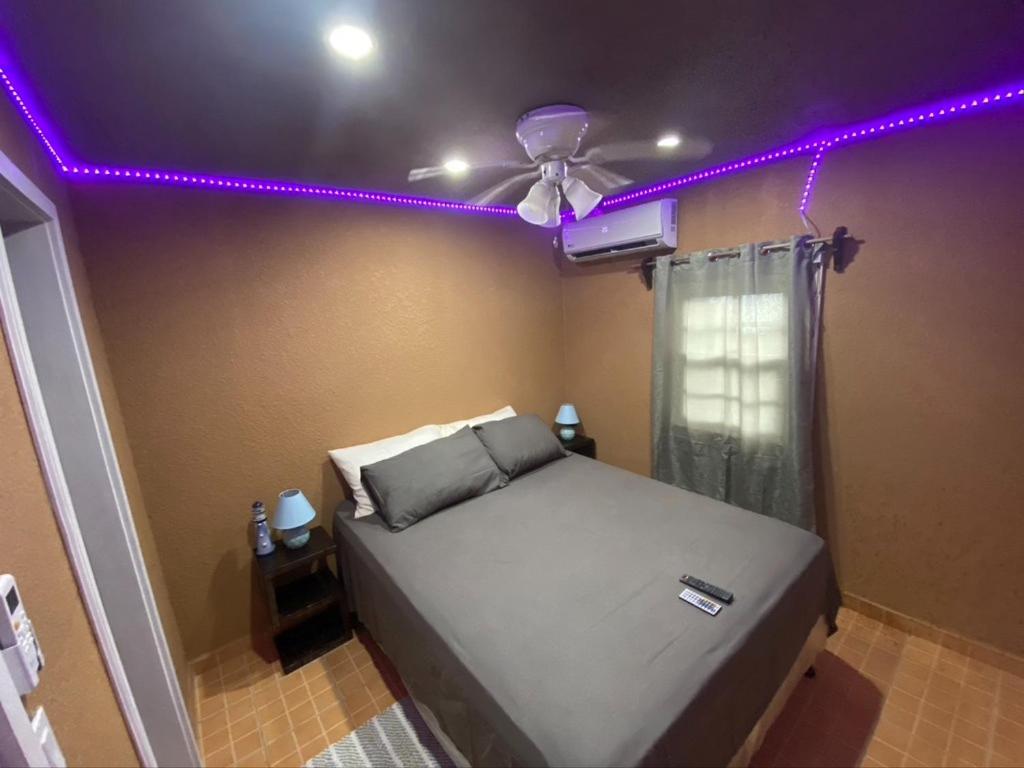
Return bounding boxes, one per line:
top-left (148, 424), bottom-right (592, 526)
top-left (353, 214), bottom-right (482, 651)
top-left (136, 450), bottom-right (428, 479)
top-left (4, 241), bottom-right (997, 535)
top-left (0, 56), bottom-right (1021, 218)
top-left (0, 62), bottom-right (517, 217)
top-left (602, 81), bottom-right (1024, 213)
top-left (799, 148), bottom-right (827, 215)
top-left (60, 163), bottom-right (518, 215)
top-left (0, 67), bottom-right (66, 168)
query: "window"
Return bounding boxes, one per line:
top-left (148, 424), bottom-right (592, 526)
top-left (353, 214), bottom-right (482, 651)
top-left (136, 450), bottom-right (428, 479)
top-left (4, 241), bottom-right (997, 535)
top-left (672, 291), bottom-right (789, 442)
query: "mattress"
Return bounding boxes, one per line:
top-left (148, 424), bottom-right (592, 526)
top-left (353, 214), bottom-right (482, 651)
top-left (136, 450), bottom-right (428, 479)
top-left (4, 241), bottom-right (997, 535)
top-left (334, 454), bottom-right (839, 767)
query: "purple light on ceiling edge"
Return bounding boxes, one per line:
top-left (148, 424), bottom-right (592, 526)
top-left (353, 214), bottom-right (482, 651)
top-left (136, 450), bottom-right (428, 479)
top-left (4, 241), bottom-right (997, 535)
top-left (0, 56), bottom-right (1021, 218)
top-left (601, 81), bottom-right (1024, 213)
top-left (799, 149), bottom-right (827, 215)
top-left (0, 62), bottom-right (517, 218)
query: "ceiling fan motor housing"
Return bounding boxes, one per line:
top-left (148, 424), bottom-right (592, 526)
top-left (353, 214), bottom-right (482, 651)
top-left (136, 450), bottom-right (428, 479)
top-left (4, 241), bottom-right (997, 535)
top-left (540, 160), bottom-right (567, 185)
top-left (515, 104), bottom-right (589, 162)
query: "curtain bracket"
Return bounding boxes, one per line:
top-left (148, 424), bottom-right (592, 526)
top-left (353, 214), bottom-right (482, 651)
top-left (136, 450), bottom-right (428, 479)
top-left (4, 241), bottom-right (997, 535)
top-left (640, 257), bottom-right (656, 290)
top-left (830, 226), bottom-right (849, 273)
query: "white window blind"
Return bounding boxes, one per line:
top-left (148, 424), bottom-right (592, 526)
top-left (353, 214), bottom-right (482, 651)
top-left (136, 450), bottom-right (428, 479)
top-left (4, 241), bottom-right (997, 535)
top-left (673, 291), bottom-right (789, 442)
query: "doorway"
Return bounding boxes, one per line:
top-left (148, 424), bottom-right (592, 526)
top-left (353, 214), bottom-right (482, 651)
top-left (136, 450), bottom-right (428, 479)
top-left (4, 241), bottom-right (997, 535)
top-left (0, 150), bottom-right (199, 765)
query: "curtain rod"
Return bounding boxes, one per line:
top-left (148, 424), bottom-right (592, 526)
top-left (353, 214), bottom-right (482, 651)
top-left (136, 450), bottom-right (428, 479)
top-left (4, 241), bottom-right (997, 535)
top-left (639, 226), bottom-right (853, 289)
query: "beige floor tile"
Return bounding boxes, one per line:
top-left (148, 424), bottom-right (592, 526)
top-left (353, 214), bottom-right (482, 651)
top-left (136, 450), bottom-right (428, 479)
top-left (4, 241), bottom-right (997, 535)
top-left (301, 659), bottom-right (329, 682)
top-left (1001, 699), bottom-right (1024, 725)
top-left (873, 719), bottom-right (913, 752)
top-left (992, 732), bottom-right (1024, 764)
top-left (279, 671), bottom-right (306, 695)
top-left (292, 715), bottom-right (324, 749)
top-left (336, 670), bottom-right (365, 697)
top-left (317, 702), bottom-right (348, 729)
top-left (885, 687), bottom-right (921, 716)
top-left (945, 734), bottom-right (986, 765)
top-left (265, 733), bottom-right (298, 765)
top-left (228, 713), bottom-right (258, 740)
top-left (231, 729), bottom-right (262, 761)
top-left (257, 697), bottom-right (287, 725)
top-left (918, 701), bottom-right (954, 730)
top-left (325, 720), bottom-right (352, 744)
top-left (282, 684), bottom-right (310, 710)
top-left (879, 701), bottom-right (916, 731)
top-left (205, 744), bottom-right (234, 768)
top-left (306, 672), bottom-right (333, 697)
top-left (287, 699), bottom-right (317, 726)
top-left (270, 752), bottom-right (301, 767)
top-left (261, 713), bottom-right (292, 744)
top-left (226, 697), bottom-right (256, 724)
top-left (955, 700), bottom-right (994, 729)
top-left (299, 734), bottom-right (329, 762)
top-left (348, 703), bottom-right (377, 728)
top-left (313, 686), bottom-right (343, 712)
top-left (200, 708), bottom-right (229, 737)
top-left (233, 746), bottom-right (268, 768)
top-left (995, 714), bottom-right (1024, 743)
top-left (343, 686), bottom-right (373, 714)
top-left (951, 715), bottom-right (990, 747)
top-left (202, 726), bottom-right (232, 756)
top-left (251, 682), bottom-right (281, 709)
top-left (199, 694), bottom-right (227, 719)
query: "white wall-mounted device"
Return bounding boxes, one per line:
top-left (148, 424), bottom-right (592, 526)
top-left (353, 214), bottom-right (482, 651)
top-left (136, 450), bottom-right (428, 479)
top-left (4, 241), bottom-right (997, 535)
top-left (562, 198), bottom-right (678, 262)
top-left (0, 574), bottom-right (44, 695)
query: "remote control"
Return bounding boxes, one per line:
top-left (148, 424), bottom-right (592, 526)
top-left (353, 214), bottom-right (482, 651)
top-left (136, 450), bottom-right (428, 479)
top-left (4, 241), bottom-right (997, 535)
top-left (679, 588), bottom-right (722, 616)
top-left (679, 574), bottom-right (733, 604)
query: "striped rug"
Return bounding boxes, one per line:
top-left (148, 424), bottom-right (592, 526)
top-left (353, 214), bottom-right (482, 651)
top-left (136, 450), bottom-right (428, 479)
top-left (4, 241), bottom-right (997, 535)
top-left (307, 698), bottom-right (457, 768)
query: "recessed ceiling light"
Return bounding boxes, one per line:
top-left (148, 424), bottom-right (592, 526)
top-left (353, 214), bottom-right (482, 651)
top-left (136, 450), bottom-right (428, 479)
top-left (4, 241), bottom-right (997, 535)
top-left (327, 25), bottom-right (374, 60)
top-left (443, 158), bottom-right (470, 175)
top-left (657, 134), bottom-right (682, 149)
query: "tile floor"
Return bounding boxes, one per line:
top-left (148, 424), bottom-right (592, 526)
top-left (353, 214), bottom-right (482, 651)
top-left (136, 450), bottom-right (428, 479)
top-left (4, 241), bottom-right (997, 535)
top-left (193, 629), bottom-right (406, 767)
top-left (751, 607), bottom-right (1024, 768)
top-left (193, 609), bottom-right (1024, 768)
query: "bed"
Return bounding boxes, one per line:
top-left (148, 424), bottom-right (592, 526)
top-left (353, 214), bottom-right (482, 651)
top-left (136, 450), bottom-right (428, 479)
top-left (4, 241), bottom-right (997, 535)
top-left (333, 453), bottom-right (839, 767)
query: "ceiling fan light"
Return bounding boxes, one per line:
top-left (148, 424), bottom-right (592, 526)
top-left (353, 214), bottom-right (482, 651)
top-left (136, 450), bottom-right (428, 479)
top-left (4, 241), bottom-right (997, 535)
top-left (561, 176), bottom-right (602, 220)
top-left (517, 181), bottom-right (561, 228)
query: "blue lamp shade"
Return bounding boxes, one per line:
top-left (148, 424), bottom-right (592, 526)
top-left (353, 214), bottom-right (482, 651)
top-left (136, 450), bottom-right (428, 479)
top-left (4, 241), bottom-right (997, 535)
top-left (554, 403), bottom-right (580, 441)
top-left (273, 489), bottom-right (316, 549)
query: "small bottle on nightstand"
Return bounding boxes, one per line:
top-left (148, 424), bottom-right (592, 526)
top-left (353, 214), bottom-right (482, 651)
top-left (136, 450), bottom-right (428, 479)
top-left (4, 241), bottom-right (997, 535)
top-left (251, 501), bottom-right (275, 556)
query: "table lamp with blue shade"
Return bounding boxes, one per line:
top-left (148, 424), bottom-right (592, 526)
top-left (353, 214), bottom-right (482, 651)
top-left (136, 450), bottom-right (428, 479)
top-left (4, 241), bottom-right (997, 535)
top-left (273, 489), bottom-right (316, 549)
top-left (555, 403), bottom-right (580, 441)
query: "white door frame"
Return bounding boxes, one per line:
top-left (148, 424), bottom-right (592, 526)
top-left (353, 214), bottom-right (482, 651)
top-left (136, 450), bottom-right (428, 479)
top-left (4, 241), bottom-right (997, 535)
top-left (0, 149), bottom-right (199, 766)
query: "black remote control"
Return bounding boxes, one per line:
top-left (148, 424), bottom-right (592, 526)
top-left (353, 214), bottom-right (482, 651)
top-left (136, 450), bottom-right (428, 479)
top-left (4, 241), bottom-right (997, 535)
top-left (679, 574), bottom-right (733, 604)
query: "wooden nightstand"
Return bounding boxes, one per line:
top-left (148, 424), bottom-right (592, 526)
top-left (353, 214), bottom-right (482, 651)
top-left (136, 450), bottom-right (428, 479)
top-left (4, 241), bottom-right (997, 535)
top-left (561, 433), bottom-right (596, 459)
top-left (255, 526), bottom-right (350, 673)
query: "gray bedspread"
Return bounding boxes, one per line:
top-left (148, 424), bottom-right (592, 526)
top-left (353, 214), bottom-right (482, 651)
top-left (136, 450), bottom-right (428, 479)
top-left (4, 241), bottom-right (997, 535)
top-left (334, 455), bottom-right (839, 767)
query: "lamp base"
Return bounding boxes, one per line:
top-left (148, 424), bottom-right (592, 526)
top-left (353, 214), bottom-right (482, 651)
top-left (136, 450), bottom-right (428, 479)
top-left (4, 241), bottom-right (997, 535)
top-left (559, 426), bottom-right (576, 441)
top-left (281, 526), bottom-right (310, 550)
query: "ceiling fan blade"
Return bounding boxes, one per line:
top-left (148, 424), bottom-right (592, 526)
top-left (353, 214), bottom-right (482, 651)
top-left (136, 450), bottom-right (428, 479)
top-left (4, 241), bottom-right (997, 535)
top-left (408, 159), bottom-right (535, 183)
top-left (567, 163), bottom-right (633, 193)
top-left (575, 136), bottom-right (713, 164)
top-left (467, 170), bottom-right (541, 206)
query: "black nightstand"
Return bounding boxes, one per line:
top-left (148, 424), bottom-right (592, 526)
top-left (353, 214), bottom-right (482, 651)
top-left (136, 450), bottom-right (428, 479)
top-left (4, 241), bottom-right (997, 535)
top-left (561, 433), bottom-right (596, 459)
top-left (255, 526), bottom-right (351, 674)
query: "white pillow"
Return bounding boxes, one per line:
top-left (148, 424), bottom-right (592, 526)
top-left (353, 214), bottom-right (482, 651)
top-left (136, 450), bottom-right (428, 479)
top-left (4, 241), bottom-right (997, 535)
top-left (438, 405), bottom-right (517, 437)
top-left (329, 424), bottom-right (444, 518)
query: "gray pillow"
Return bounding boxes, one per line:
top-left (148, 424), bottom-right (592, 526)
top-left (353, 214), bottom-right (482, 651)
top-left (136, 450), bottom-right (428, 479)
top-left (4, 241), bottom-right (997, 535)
top-left (472, 414), bottom-right (568, 479)
top-left (361, 427), bottom-right (507, 531)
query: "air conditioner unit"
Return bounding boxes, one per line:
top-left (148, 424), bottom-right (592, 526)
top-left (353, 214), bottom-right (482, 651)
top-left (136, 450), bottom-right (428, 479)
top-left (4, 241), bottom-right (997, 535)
top-left (562, 199), bottom-right (677, 262)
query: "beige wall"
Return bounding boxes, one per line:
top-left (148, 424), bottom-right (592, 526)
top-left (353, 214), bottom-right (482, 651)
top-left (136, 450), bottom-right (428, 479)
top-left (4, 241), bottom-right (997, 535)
top-left (0, 92), bottom-right (193, 754)
top-left (562, 109), bottom-right (1024, 656)
top-left (69, 189), bottom-right (564, 658)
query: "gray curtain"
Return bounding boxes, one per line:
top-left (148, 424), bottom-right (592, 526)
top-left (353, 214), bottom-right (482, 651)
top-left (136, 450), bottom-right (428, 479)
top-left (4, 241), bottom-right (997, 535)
top-left (651, 237), bottom-right (823, 530)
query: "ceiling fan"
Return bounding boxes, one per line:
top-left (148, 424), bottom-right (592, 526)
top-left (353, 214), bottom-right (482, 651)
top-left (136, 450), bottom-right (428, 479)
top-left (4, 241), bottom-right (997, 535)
top-left (408, 104), bottom-right (712, 227)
